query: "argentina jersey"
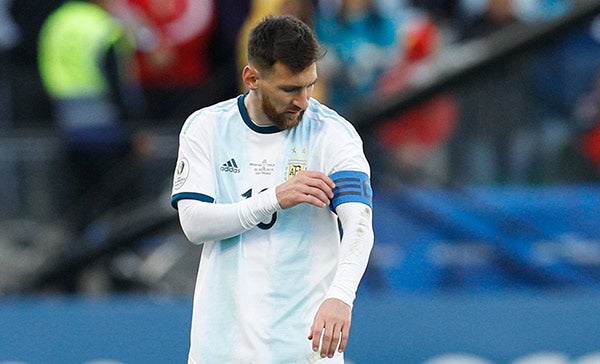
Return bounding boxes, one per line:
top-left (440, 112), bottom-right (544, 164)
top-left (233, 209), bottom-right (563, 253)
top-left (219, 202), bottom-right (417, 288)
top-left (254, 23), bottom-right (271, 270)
top-left (171, 94), bottom-right (372, 364)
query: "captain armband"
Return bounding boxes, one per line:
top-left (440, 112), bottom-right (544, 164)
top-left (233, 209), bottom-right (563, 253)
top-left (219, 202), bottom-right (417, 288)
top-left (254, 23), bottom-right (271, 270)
top-left (329, 171), bottom-right (373, 211)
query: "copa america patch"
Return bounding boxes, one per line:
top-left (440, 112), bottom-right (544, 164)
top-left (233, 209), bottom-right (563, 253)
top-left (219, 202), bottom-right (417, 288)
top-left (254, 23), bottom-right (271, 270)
top-left (173, 158), bottom-right (189, 190)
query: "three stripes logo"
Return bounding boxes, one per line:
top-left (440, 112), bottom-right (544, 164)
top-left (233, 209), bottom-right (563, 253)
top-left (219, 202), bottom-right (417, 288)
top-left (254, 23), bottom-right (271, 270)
top-left (220, 158), bottom-right (241, 173)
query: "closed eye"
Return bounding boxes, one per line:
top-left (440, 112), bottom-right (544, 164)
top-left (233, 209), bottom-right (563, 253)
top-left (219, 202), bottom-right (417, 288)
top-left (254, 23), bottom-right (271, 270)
top-left (280, 86), bottom-right (302, 93)
top-left (279, 81), bottom-right (316, 94)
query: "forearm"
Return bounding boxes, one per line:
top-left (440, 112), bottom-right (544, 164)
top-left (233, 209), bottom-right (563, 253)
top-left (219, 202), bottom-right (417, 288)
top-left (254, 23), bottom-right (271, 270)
top-left (325, 202), bottom-right (374, 308)
top-left (177, 188), bottom-right (281, 244)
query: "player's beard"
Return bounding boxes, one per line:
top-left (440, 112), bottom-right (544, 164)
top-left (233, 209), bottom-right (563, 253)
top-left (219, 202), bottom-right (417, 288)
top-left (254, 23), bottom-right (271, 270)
top-left (261, 94), bottom-right (304, 130)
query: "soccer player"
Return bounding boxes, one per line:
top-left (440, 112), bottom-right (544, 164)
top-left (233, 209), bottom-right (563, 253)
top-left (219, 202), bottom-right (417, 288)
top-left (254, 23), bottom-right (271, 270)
top-left (171, 15), bottom-right (374, 364)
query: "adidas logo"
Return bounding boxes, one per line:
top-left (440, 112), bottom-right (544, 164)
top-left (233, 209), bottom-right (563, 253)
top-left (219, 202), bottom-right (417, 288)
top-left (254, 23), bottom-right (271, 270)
top-left (220, 158), bottom-right (241, 173)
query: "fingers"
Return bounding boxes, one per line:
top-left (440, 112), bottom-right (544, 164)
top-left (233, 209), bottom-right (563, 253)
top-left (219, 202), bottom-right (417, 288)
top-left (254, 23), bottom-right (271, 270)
top-left (298, 171), bottom-right (335, 199)
top-left (323, 322), bottom-right (341, 358)
top-left (308, 321), bottom-right (323, 356)
top-left (338, 324), bottom-right (350, 353)
top-left (276, 171), bottom-right (336, 209)
top-left (308, 299), bottom-right (352, 357)
top-left (308, 299), bottom-right (352, 359)
top-left (303, 186), bottom-right (332, 208)
top-left (308, 320), bottom-right (347, 358)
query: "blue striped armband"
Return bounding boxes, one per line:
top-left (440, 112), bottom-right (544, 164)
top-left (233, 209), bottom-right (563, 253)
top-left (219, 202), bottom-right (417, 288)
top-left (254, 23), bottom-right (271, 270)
top-left (329, 171), bottom-right (373, 211)
top-left (171, 192), bottom-right (214, 209)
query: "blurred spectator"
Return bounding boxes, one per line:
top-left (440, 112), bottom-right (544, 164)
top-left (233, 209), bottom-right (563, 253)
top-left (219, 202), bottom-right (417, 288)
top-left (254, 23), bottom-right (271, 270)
top-left (209, 0), bottom-right (250, 100)
top-left (0, 0), bottom-right (20, 127)
top-left (7, 0), bottom-right (61, 124)
top-left (375, 13), bottom-right (459, 184)
top-left (573, 67), bottom-right (600, 179)
top-left (316, 0), bottom-right (401, 117)
top-left (0, 0), bottom-right (19, 50)
top-left (526, 13), bottom-right (600, 181)
top-left (408, 0), bottom-right (461, 21)
top-left (38, 0), bottom-right (143, 232)
top-left (0, 0), bottom-right (20, 216)
top-left (501, 0), bottom-right (600, 183)
top-left (111, 0), bottom-right (218, 120)
top-left (445, 0), bottom-right (538, 184)
top-left (406, 0), bottom-right (463, 42)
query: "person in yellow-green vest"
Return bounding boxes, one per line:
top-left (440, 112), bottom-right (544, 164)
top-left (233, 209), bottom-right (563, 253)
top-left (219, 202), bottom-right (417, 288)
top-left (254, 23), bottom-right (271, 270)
top-left (38, 0), bottom-right (143, 233)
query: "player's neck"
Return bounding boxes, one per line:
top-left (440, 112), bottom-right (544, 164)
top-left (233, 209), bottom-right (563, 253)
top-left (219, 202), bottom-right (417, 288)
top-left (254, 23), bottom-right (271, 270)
top-left (244, 92), bottom-right (273, 127)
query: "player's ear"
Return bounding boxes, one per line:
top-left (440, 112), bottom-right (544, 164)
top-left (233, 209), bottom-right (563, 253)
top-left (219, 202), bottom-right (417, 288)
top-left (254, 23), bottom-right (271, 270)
top-left (242, 65), bottom-right (259, 90)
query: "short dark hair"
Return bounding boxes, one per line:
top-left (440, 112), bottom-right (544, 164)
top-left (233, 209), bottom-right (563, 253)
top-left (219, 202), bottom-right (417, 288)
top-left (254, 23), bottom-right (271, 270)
top-left (247, 15), bottom-right (321, 74)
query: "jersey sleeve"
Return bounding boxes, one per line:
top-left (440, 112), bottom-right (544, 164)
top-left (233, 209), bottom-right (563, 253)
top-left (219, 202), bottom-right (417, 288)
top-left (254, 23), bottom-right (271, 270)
top-left (323, 116), bottom-right (373, 211)
top-left (324, 115), bottom-right (370, 172)
top-left (171, 110), bottom-right (216, 209)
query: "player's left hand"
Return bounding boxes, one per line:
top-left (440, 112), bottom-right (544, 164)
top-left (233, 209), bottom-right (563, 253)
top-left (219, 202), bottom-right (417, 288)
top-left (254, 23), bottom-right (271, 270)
top-left (308, 298), bottom-right (351, 358)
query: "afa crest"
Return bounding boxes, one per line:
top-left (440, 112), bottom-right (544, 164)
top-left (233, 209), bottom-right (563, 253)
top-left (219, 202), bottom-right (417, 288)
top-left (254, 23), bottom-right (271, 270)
top-left (285, 159), bottom-right (307, 180)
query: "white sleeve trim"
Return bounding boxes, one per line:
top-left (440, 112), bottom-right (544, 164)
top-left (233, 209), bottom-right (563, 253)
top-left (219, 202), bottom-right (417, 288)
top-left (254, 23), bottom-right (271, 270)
top-left (177, 188), bottom-right (281, 244)
top-left (324, 202), bottom-right (374, 308)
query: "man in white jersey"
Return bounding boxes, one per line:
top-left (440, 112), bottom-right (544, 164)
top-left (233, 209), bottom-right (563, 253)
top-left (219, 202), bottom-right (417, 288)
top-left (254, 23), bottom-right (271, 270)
top-left (171, 15), bottom-right (374, 364)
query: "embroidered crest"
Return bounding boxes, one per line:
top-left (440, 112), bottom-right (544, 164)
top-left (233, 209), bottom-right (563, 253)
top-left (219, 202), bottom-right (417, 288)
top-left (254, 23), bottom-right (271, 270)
top-left (285, 158), bottom-right (307, 180)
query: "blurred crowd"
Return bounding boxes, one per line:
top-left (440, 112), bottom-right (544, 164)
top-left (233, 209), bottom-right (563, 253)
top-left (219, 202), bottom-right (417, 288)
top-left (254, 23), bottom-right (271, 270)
top-left (1, 0), bottom-right (600, 294)
top-left (2, 1), bottom-right (600, 178)
top-left (1, 1), bottom-right (600, 169)
top-left (0, 2), bottom-right (599, 218)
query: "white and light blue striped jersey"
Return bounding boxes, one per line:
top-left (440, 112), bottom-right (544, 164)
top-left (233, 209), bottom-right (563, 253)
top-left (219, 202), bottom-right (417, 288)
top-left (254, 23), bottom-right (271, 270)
top-left (171, 94), bottom-right (372, 364)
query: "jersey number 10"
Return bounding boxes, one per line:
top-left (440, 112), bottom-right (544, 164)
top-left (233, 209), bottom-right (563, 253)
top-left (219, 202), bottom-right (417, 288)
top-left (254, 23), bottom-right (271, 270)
top-left (242, 188), bottom-right (277, 230)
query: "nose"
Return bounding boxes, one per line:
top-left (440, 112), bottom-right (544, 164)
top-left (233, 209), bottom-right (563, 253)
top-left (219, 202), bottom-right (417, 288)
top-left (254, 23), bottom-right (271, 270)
top-left (292, 88), bottom-right (310, 110)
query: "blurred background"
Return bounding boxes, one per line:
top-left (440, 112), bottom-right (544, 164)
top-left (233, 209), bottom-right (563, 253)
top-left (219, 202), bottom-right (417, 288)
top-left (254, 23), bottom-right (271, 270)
top-left (2, 0), bottom-right (600, 363)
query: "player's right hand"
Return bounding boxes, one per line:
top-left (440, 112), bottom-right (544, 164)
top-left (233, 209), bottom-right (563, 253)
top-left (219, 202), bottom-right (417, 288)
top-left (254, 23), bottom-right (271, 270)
top-left (275, 170), bottom-right (335, 209)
